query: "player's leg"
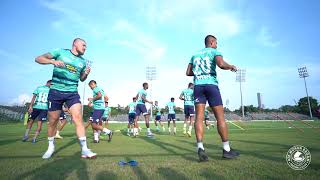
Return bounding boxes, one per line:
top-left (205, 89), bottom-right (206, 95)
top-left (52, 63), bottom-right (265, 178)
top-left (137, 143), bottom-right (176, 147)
top-left (195, 103), bottom-right (208, 161)
top-left (193, 85), bottom-right (208, 162)
top-left (172, 114), bottom-right (176, 135)
top-left (205, 118), bottom-right (211, 129)
top-left (22, 118), bottom-right (34, 141)
top-left (55, 117), bottom-right (67, 139)
top-left (67, 103), bottom-right (96, 158)
top-left (32, 110), bottom-right (47, 143)
top-left (23, 109), bottom-right (41, 141)
top-left (160, 120), bottom-right (165, 131)
top-left (85, 115), bottom-right (93, 129)
top-left (187, 106), bottom-right (195, 137)
top-left (141, 105), bottom-right (152, 136)
top-left (167, 115), bottom-right (171, 134)
top-left (42, 109), bottom-right (60, 159)
top-left (32, 120), bottom-right (43, 143)
top-left (183, 107), bottom-right (188, 134)
top-left (154, 117), bottom-right (158, 130)
top-left (91, 110), bottom-right (112, 142)
top-left (208, 85), bottom-right (239, 159)
top-left (105, 119), bottom-right (109, 129)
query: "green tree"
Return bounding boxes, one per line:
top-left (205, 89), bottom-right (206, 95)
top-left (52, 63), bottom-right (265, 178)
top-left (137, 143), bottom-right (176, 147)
top-left (297, 96), bottom-right (318, 115)
top-left (279, 105), bottom-right (299, 113)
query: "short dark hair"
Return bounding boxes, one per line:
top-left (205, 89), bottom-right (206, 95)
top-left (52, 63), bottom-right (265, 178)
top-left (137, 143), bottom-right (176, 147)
top-left (171, 97), bottom-right (175, 101)
top-left (47, 80), bottom-right (52, 84)
top-left (88, 80), bottom-right (96, 85)
top-left (188, 83), bottom-right (193, 88)
top-left (133, 97), bottom-right (137, 100)
top-left (143, 82), bottom-right (148, 87)
top-left (204, 35), bottom-right (216, 46)
top-left (73, 38), bottom-right (86, 45)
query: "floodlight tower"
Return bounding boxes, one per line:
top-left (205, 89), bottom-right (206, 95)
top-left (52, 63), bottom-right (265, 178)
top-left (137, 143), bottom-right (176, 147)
top-left (236, 69), bottom-right (246, 118)
top-left (298, 67), bottom-right (312, 119)
top-left (146, 66), bottom-right (157, 119)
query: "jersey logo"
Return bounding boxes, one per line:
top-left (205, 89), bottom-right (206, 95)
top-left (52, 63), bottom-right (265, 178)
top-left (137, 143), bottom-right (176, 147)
top-left (65, 64), bottom-right (77, 73)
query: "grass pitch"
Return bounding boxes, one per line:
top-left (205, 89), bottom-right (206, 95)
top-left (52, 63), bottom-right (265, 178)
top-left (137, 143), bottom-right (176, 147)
top-left (0, 120), bottom-right (319, 180)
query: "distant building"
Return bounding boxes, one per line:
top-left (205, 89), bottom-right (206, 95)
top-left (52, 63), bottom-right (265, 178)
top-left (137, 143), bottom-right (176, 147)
top-left (257, 93), bottom-right (263, 109)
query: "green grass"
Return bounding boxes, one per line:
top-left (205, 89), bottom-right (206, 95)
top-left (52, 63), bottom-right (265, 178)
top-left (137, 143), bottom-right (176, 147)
top-left (0, 121), bottom-right (320, 180)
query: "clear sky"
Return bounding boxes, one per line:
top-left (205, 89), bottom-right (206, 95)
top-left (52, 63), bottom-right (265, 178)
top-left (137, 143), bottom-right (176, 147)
top-left (0, 0), bottom-right (319, 110)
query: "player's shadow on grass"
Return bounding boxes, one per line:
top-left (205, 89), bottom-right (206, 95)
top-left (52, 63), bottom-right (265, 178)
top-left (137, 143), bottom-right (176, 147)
top-left (0, 138), bottom-right (22, 146)
top-left (16, 152), bottom-right (89, 180)
top-left (157, 167), bottom-right (188, 180)
top-left (95, 170), bottom-right (117, 180)
top-left (140, 136), bottom-right (198, 162)
top-left (199, 168), bottom-right (225, 180)
top-left (119, 156), bottom-right (149, 180)
top-left (233, 139), bottom-right (320, 152)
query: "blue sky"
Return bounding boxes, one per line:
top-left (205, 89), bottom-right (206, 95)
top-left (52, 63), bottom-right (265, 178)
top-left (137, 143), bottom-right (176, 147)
top-left (0, 0), bottom-right (319, 110)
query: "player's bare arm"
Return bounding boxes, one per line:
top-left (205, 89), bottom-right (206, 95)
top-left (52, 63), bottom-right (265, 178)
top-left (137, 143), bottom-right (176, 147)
top-left (186, 63), bottom-right (194, 76)
top-left (28, 95), bottom-right (36, 113)
top-left (215, 56), bottom-right (237, 72)
top-left (179, 94), bottom-right (185, 100)
top-left (88, 91), bottom-right (102, 101)
top-left (104, 95), bottom-right (109, 102)
top-left (80, 67), bottom-right (90, 82)
top-left (35, 53), bottom-right (65, 67)
top-left (142, 95), bottom-right (153, 104)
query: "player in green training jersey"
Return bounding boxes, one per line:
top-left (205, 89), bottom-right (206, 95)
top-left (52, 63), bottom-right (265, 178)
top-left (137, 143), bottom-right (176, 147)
top-left (127, 97), bottom-right (137, 136)
top-left (35, 38), bottom-right (96, 159)
top-left (101, 101), bottom-right (111, 129)
top-left (22, 80), bottom-right (51, 143)
top-left (134, 82), bottom-right (153, 137)
top-left (88, 80), bottom-right (112, 143)
top-left (179, 83), bottom-right (195, 137)
top-left (186, 35), bottom-right (239, 161)
top-left (166, 98), bottom-right (176, 135)
top-left (153, 101), bottom-right (165, 132)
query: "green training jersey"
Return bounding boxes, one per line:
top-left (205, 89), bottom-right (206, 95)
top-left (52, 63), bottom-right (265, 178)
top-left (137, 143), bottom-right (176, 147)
top-left (32, 85), bottom-right (50, 110)
top-left (154, 105), bottom-right (161, 116)
top-left (128, 102), bottom-right (137, 114)
top-left (166, 102), bottom-right (176, 114)
top-left (49, 49), bottom-right (87, 92)
top-left (189, 48), bottom-right (222, 85)
top-left (92, 86), bottom-right (105, 110)
top-left (181, 88), bottom-right (194, 106)
top-left (137, 89), bottom-right (147, 105)
top-left (102, 106), bottom-right (111, 118)
top-left (205, 109), bottom-right (209, 118)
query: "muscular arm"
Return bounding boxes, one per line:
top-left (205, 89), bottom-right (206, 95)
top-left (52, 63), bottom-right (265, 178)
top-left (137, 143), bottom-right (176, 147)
top-left (80, 68), bottom-right (90, 82)
top-left (92, 91), bottom-right (102, 101)
top-left (186, 63), bottom-right (194, 76)
top-left (215, 56), bottom-right (237, 72)
top-left (35, 53), bottom-right (64, 67)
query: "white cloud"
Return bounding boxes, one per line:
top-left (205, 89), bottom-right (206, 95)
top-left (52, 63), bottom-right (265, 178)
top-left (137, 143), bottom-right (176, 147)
top-left (10, 94), bottom-right (31, 105)
top-left (198, 14), bottom-right (240, 38)
top-left (257, 27), bottom-right (280, 47)
top-left (110, 19), bottom-right (167, 63)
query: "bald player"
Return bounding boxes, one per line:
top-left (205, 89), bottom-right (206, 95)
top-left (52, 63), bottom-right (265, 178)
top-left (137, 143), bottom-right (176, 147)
top-left (35, 38), bottom-right (96, 159)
